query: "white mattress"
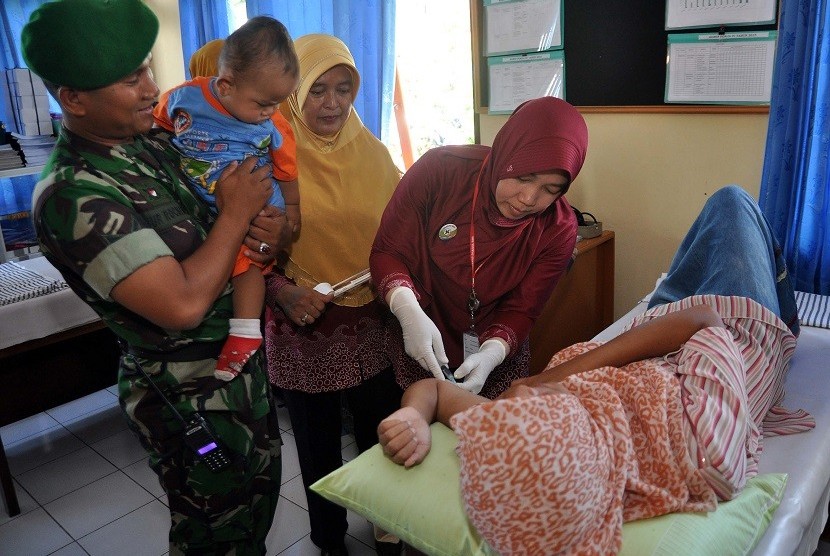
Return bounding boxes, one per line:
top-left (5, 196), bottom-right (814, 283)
top-left (0, 256), bottom-right (99, 350)
top-left (594, 299), bottom-right (830, 556)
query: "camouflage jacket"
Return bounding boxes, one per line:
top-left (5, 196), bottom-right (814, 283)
top-left (32, 127), bottom-right (233, 350)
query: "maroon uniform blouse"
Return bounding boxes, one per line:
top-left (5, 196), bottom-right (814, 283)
top-left (370, 97), bottom-right (587, 398)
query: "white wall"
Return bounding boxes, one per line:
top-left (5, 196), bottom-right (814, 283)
top-left (145, 1), bottom-right (186, 91)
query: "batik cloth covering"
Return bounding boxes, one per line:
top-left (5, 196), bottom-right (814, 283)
top-left (452, 347), bottom-right (713, 556)
top-left (452, 295), bottom-right (813, 556)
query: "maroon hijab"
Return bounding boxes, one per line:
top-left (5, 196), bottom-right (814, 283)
top-left (429, 97), bottom-right (590, 298)
top-left (481, 96), bottom-right (588, 225)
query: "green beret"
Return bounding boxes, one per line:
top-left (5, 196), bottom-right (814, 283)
top-left (21, 0), bottom-right (159, 89)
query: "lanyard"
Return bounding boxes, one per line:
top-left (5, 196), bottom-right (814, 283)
top-left (468, 157), bottom-right (488, 329)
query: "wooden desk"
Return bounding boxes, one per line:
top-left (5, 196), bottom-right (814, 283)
top-left (0, 257), bottom-right (119, 424)
top-left (0, 258), bottom-right (120, 516)
top-left (0, 322), bottom-right (120, 517)
top-left (0, 322), bottom-right (119, 425)
top-left (529, 230), bottom-right (615, 374)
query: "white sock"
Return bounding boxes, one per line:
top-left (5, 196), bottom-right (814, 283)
top-left (229, 318), bottom-right (262, 339)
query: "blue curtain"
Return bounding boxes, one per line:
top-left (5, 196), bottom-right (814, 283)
top-left (246, 0), bottom-right (396, 141)
top-left (0, 0), bottom-right (46, 216)
top-left (759, 0), bottom-right (830, 294)
top-left (178, 0), bottom-right (232, 79)
top-left (0, 171), bottom-right (36, 217)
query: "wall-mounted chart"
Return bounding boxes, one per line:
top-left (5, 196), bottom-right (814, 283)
top-left (666, 0), bottom-right (777, 30)
top-left (665, 31), bottom-right (777, 104)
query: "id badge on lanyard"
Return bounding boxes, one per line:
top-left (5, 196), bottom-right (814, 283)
top-left (464, 291), bottom-right (480, 359)
top-left (463, 330), bottom-right (480, 359)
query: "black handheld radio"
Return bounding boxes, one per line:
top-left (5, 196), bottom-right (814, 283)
top-left (131, 358), bottom-right (231, 472)
top-left (182, 413), bottom-right (231, 472)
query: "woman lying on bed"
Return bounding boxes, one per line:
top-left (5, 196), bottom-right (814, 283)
top-left (377, 186), bottom-right (815, 555)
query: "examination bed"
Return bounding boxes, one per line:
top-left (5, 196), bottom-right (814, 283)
top-left (312, 290), bottom-right (830, 555)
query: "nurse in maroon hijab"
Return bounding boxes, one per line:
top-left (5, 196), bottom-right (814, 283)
top-left (370, 97), bottom-right (588, 397)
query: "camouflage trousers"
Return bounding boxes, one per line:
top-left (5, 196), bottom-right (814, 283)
top-left (118, 351), bottom-right (282, 555)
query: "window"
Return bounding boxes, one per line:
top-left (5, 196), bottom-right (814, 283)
top-left (227, 0), bottom-right (247, 31)
top-left (390, 0), bottom-right (474, 168)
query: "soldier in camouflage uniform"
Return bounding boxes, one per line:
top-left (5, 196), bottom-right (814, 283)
top-left (21, 1), bottom-right (291, 553)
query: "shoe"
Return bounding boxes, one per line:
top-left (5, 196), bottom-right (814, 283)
top-left (375, 540), bottom-right (404, 556)
top-left (320, 545), bottom-right (349, 556)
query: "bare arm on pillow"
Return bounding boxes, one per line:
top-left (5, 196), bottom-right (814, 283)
top-left (378, 380), bottom-right (486, 468)
top-left (379, 304), bottom-right (723, 467)
top-left (506, 304), bottom-right (724, 392)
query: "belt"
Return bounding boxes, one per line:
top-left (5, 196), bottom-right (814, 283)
top-left (121, 340), bottom-right (224, 363)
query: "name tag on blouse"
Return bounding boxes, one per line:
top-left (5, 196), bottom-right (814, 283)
top-left (463, 330), bottom-right (480, 359)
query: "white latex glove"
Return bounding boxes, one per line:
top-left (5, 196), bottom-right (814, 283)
top-left (388, 287), bottom-right (449, 379)
top-left (454, 338), bottom-right (507, 394)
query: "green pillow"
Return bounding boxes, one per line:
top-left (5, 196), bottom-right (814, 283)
top-left (620, 471), bottom-right (786, 555)
top-left (311, 423), bottom-right (787, 556)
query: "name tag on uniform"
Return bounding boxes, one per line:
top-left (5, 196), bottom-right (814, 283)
top-left (463, 330), bottom-right (480, 359)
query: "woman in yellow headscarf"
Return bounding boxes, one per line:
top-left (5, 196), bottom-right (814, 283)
top-left (263, 34), bottom-right (403, 556)
top-left (188, 38), bottom-right (224, 78)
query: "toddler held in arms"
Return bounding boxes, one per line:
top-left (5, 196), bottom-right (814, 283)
top-left (155, 17), bottom-right (300, 380)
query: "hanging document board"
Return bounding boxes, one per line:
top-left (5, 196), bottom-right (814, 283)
top-left (484, 0), bottom-right (563, 56)
top-left (666, 0), bottom-right (778, 30)
top-left (488, 51), bottom-right (565, 114)
top-left (665, 31), bottom-right (776, 104)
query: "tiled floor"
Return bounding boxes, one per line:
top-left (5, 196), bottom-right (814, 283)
top-left (0, 386), bottom-right (378, 556)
